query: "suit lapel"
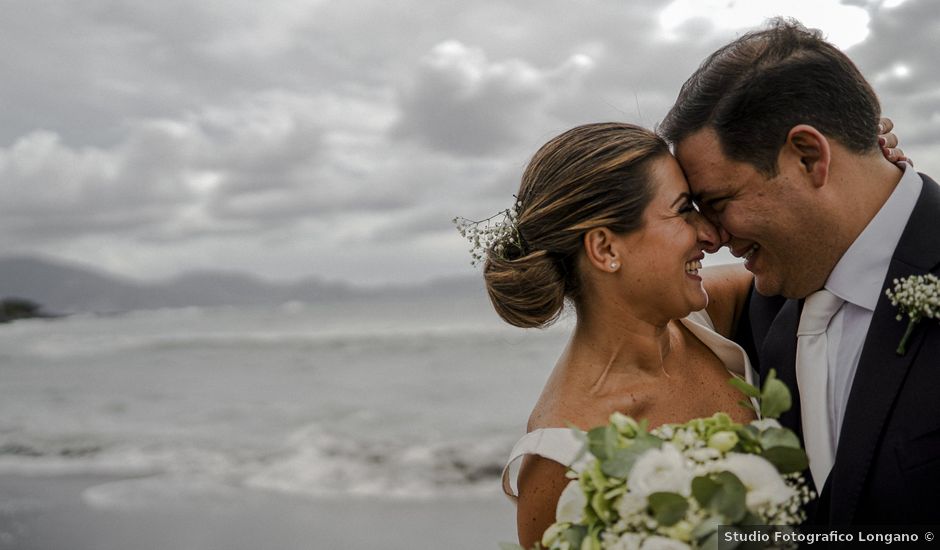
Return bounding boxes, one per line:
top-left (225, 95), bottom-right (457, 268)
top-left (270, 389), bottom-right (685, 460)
top-left (758, 298), bottom-right (803, 440)
top-left (827, 174), bottom-right (940, 524)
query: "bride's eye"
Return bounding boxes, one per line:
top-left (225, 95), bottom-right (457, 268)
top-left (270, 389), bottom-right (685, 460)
top-left (679, 201), bottom-right (698, 214)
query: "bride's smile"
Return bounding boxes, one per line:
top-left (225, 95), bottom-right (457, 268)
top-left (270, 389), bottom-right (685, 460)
top-left (469, 122), bottom-right (757, 547)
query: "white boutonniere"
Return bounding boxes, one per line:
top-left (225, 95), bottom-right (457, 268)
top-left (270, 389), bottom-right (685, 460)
top-left (885, 274), bottom-right (940, 355)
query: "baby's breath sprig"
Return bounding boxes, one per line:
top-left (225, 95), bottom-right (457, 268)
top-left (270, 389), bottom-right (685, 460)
top-left (885, 273), bottom-right (940, 355)
top-left (452, 198), bottom-right (525, 267)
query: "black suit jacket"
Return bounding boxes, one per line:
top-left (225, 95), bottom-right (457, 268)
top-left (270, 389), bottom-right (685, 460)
top-left (737, 173), bottom-right (940, 525)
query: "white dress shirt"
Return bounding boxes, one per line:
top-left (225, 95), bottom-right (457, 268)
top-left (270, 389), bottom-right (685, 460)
top-left (823, 163), bottom-right (921, 451)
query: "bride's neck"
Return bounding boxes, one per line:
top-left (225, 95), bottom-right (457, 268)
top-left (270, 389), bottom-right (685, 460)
top-left (567, 306), bottom-right (679, 383)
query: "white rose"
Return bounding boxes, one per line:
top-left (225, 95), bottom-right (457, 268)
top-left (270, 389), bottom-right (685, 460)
top-left (749, 418), bottom-right (782, 432)
top-left (627, 444), bottom-right (693, 498)
top-left (606, 533), bottom-right (644, 550)
top-left (556, 480), bottom-right (587, 523)
top-left (639, 535), bottom-right (692, 550)
top-left (713, 453), bottom-right (795, 509)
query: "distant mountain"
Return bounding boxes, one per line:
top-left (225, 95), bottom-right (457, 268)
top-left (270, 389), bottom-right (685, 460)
top-left (0, 256), bottom-right (484, 314)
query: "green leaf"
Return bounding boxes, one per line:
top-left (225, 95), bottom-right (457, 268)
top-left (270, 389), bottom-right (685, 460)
top-left (691, 475), bottom-right (720, 508)
top-left (582, 528), bottom-right (602, 550)
top-left (711, 471), bottom-right (748, 523)
top-left (599, 434), bottom-right (661, 478)
top-left (760, 446), bottom-right (809, 474)
top-left (600, 447), bottom-right (639, 478)
top-left (760, 378), bottom-right (792, 418)
top-left (587, 426), bottom-right (611, 460)
top-left (634, 429), bottom-right (664, 448)
top-left (758, 428), bottom-right (801, 450)
top-left (584, 461), bottom-right (609, 492)
top-left (562, 525), bottom-right (587, 549)
top-left (648, 492), bottom-right (689, 526)
top-left (729, 376), bottom-right (761, 398)
top-left (590, 488), bottom-right (613, 523)
top-left (759, 369), bottom-right (793, 419)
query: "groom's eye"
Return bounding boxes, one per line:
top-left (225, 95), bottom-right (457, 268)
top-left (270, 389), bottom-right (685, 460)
top-left (705, 197), bottom-right (729, 212)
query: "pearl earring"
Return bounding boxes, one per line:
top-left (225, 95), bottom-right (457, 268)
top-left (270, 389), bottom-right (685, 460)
top-left (610, 262), bottom-right (618, 270)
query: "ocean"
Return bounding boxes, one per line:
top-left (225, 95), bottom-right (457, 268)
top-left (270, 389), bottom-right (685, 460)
top-left (0, 293), bottom-right (574, 548)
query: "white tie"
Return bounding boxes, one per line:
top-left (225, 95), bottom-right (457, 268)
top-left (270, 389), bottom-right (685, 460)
top-left (796, 289), bottom-right (845, 490)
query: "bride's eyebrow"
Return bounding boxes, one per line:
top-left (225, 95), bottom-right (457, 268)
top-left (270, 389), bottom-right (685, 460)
top-left (670, 193), bottom-right (691, 208)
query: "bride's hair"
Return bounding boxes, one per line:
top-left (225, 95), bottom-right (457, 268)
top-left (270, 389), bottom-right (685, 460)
top-left (485, 122), bottom-right (668, 328)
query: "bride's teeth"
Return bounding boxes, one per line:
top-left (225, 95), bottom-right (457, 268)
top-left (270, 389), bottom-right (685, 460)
top-left (685, 260), bottom-right (702, 273)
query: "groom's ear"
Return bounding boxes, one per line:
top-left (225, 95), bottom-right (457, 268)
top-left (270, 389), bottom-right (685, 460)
top-left (782, 124), bottom-right (830, 188)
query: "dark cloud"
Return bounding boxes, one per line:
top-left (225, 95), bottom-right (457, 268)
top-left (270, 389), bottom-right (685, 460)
top-left (391, 41), bottom-right (594, 156)
top-left (0, 0), bottom-right (936, 283)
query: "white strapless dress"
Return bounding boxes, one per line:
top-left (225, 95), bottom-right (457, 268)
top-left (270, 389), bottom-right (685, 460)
top-left (501, 309), bottom-right (758, 501)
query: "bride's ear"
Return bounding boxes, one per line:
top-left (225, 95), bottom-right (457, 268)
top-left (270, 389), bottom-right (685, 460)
top-left (583, 228), bottom-right (621, 273)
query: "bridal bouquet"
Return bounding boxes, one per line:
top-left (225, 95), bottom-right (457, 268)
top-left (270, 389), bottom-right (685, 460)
top-left (505, 370), bottom-right (813, 550)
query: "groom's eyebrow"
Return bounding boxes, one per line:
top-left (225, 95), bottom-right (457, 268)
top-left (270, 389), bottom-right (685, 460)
top-left (692, 189), bottom-right (727, 206)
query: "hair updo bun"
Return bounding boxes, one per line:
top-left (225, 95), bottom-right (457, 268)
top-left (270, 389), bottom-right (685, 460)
top-left (484, 122), bottom-right (668, 328)
top-left (484, 250), bottom-right (567, 328)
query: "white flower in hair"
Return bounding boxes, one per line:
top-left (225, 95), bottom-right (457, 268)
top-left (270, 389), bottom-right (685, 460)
top-left (452, 198), bottom-right (524, 266)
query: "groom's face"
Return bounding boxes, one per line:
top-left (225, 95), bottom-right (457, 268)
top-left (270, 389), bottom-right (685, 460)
top-left (675, 129), bottom-right (832, 298)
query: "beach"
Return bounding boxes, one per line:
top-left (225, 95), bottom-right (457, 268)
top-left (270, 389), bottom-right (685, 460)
top-left (0, 300), bottom-right (567, 549)
top-left (0, 473), bottom-right (517, 550)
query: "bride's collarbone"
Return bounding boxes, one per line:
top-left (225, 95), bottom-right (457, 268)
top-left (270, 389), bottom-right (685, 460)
top-left (531, 333), bottom-right (741, 431)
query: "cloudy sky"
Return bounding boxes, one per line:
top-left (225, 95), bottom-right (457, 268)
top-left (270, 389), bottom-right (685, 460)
top-left (1, 0), bottom-right (936, 286)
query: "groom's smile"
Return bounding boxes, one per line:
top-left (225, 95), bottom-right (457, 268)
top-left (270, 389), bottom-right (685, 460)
top-left (675, 128), bottom-right (837, 299)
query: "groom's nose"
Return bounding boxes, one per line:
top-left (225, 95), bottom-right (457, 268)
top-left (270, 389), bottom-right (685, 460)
top-left (700, 210), bottom-right (731, 250)
top-left (714, 224), bottom-right (731, 248)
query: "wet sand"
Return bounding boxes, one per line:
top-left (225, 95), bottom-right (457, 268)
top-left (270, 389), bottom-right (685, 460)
top-left (0, 474), bottom-right (518, 550)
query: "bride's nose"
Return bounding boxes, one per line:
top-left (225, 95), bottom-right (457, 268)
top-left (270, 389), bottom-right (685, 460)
top-left (692, 212), bottom-right (722, 253)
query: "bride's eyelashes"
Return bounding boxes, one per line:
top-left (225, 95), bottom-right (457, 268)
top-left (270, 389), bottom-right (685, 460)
top-left (679, 200), bottom-right (698, 214)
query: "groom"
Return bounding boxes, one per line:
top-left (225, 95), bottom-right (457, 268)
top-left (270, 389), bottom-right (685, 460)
top-left (660, 19), bottom-right (940, 525)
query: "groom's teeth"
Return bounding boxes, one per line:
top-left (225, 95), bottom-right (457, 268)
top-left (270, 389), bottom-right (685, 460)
top-left (685, 260), bottom-right (702, 274)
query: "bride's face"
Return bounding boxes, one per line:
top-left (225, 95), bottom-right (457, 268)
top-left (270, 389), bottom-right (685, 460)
top-left (614, 155), bottom-right (718, 322)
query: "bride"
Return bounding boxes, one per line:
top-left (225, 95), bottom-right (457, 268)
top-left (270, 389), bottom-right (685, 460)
top-left (477, 121), bottom-right (903, 547)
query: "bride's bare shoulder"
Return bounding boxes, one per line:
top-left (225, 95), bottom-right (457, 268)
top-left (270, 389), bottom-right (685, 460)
top-left (526, 373), bottom-right (648, 433)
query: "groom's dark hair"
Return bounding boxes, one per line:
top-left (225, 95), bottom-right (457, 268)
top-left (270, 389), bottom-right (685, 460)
top-left (659, 18), bottom-right (881, 176)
